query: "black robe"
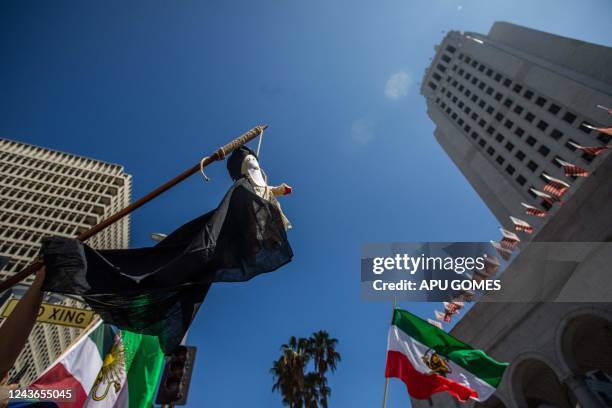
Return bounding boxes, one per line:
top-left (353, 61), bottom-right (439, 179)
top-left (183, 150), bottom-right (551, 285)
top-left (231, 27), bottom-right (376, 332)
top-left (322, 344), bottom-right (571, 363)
top-left (41, 178), bottom-right (293, 352)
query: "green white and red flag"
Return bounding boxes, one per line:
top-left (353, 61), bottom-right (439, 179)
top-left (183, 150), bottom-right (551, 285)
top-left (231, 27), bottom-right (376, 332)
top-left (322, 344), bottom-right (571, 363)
top-left (385, 308), bottom-right (508, 402)
top-left (29, 321), bottom-right (164, 408)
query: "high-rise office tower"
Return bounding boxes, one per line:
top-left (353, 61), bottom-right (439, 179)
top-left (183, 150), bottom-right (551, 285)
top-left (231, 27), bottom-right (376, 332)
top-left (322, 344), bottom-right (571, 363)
top-left (421, 22), bottom-right (612, 230)
top-left (413, 23), bottom-right (612, 408)
top-left (0, 138), bottom-right (132, 385)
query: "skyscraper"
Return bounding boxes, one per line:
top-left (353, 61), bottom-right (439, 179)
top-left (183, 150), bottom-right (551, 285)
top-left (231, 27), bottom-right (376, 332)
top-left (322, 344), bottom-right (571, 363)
top-left (0, 138), bottom-right (132, 385)
top-left (421, 22), bottom-right (612, 229)
top-left (412, 23), bottom-right (612, 407)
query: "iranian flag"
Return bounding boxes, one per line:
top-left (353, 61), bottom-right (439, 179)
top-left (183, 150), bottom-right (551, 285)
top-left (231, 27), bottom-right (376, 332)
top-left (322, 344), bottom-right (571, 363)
top-left (385, 308), bottom-right (508, 402)
top-left (29, 321), bottom-right (164, 408)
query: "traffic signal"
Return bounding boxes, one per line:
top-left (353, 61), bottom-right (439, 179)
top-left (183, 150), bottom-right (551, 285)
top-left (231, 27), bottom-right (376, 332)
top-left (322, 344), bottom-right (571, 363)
top-left (156, 345), bottom-right (197, 405)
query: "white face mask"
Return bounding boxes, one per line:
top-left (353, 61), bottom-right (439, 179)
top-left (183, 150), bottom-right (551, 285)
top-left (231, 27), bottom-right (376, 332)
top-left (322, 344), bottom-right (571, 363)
top-left (241, 154), bottom-right (267, 187)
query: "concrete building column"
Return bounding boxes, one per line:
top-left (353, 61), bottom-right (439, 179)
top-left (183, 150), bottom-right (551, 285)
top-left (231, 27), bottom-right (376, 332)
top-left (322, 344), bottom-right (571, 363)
top-left (563, 374), bottom-right (604, 408)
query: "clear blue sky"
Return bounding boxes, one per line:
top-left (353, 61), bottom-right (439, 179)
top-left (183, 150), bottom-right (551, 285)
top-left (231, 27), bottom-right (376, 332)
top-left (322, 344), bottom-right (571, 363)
top-left (1, 1), bottom-right (611, 406)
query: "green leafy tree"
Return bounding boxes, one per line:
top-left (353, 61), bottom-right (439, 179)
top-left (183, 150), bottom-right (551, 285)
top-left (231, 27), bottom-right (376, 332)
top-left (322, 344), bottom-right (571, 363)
top-left (271, 331), bottom-right (340, 408)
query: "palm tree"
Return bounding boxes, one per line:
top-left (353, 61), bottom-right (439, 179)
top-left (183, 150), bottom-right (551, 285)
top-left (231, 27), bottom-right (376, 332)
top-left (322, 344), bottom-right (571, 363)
top-left (308, 331), bottom-right (341, 376)
top-left (307, 331), bottom-right (340, 407)
top-left (302, 373), bottom-right (321, 408)
top-left (316, 379), bottom-right (331, 408)
top-left (271, 336), bottom-right (310, 407)
top-left (271, 331), bottom-right (341, 408)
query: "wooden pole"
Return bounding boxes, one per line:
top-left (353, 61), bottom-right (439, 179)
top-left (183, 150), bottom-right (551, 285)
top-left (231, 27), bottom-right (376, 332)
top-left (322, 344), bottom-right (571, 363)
top-left (0, 125), bottom-right (268, 293)
top-left (382, 296), bottom-right (397, 408)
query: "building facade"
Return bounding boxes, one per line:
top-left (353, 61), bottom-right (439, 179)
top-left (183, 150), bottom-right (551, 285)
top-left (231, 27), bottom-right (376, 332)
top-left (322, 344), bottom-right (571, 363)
top-left (421, 22), bottom-right (612, 228)
top-left (0, 138), bottom-right (132, 385)
top-left (417, 23), bottom-right (612, 407)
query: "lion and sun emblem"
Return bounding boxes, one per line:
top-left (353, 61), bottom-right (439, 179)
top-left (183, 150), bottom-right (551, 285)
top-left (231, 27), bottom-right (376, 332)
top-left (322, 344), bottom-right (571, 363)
top-left (91, 338), bottom-right (126, 401)
top-left (421, 349), bottom-right (452, 376)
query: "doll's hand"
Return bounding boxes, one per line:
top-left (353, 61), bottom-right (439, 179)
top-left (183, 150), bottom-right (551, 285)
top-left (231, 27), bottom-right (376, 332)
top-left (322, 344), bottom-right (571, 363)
top-left (271, 184), bottom-right (292, 196)
top-left (281, 183), bottom-right (292, 195)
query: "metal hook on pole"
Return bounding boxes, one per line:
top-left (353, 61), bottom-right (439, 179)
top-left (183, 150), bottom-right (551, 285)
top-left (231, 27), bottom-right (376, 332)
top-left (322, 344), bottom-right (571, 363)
top-left (200, 156), bottom-right (211, 182)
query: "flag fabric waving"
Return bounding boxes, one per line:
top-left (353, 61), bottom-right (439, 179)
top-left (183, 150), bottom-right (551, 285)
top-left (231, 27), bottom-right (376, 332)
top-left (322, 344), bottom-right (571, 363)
top-left (41, 178), bottom-right (293, 352)
top-left (443, 301), bottom-right (463, 315)
top-left (555, 159), bottom-right (589, 177)
top-left (566, 141), bottom-right (611, 156)
top-left (509, 216), bottom-right (533, 234)
top-left (521, 202), bottom-right (547, 218)
top-left (529, 188), bottom-right (560, 205)
top-left (385, 308), bottom-right (508, 403)
top-left (499, 228), bottom-right (520, 250)
top-left (28, 322), bottom-right (164, 408)
top-left (542, 174), bottom-right (570, 198)
top-left (434, 310), bottom-right (451, 323)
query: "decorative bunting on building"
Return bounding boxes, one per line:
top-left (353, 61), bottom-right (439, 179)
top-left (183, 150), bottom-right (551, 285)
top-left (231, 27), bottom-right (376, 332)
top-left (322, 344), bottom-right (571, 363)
top-left (555, 158), bottom-right (589, 177)
top-left (530, 187), bottom-right (561, 204)
top-left (444, 301), bottom-right (464, 315)
top-left (582, 123), bottom-right (612, 136)
top-left (567, 141), bottom-right (611, 156)
top-left (499, 228), bottom-right (520, 250)
top-left (542, 173), bottom-right (570, 197)
top-left (509, 216), bottom-right (534, 234)
top-left (490, 240), bottom-right (512, 261)
top-left (427, 318), bottom-right (444, 329)
top-left (435, 310), bottom-right (452, 323)
top-left (543, 183), bottom-right (568, 198)
top-left (521, 202), bottom-right (547, 217)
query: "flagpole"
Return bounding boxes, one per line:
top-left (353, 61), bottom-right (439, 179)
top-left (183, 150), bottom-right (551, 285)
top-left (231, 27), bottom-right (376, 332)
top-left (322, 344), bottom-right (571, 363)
top-left (596, 104), bottom-right (611, 112)
top-left (0, 125), bottom-right (268, 293)
top-left (382, 296), bottom-right (397, 408)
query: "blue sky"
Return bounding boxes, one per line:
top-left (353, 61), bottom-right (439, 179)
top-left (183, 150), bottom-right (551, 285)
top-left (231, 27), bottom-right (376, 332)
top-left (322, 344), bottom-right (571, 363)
top-left (1, 1), bottom-right (611, 406)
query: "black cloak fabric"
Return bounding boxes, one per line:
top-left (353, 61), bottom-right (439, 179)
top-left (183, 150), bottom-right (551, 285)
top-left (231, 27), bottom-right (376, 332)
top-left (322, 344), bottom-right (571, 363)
top-left (41, 178), bottom-right (293, 353)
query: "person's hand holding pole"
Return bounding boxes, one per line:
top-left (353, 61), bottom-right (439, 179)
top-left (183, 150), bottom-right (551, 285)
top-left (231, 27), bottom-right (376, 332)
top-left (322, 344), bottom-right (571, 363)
top-left (0, 373), bottom-right (18, 408)
top-left (0, 266), bottom-right (46, 379)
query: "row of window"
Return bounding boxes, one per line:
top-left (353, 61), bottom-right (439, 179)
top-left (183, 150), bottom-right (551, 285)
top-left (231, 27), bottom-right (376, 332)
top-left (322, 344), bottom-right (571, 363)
top-left (0, 140), bottom-right (124, 174)
top-left (434, 61), bottom-right (598, 169)
top-left (437, 90), bottom-right (582, 175)
top-left (438, 43), bottom-right (611, 142)
top-left (0, 179), bottom-right (113, 207)
top-left (0, 196), bottom-right (96, 216)
top-left (0, 212), bottom-right (84, 236)
top-left (0, 199), bottom-right (97, 226)
top-left (0, 163), bottom-right (121, 196)
top-left (453, 52), bottom-right (609, 148)
top-left (437, 98), bottom-right (575, 206)
top-left (0, 240), bottom-right (40, 259)
top-left (0, 151), bottom-right (127, 186)
top-left (433, 46), bottom-right (610, 146)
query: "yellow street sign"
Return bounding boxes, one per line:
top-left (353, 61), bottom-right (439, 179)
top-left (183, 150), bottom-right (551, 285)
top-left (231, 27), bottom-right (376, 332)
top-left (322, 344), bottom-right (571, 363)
top-left (0, 298), bottom-right (95, 329)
